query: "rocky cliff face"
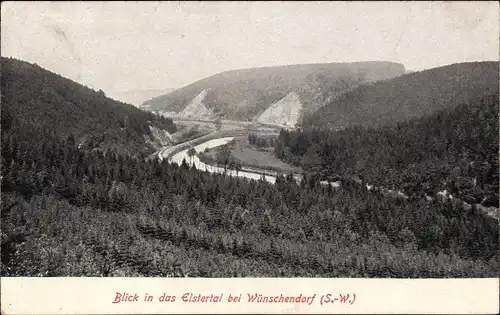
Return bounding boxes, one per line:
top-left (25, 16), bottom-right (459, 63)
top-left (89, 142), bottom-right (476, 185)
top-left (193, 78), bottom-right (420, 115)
top-left (145, 125), bottom-right (176, 149)
top-left (256, 92), bottom-right (302, 127)
top-left (178, 89), bottom-right (216, 120)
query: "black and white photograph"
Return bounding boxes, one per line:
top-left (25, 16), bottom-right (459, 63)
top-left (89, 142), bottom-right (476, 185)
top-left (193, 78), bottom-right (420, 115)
top-left (1, 0), bottom-right (498, 285)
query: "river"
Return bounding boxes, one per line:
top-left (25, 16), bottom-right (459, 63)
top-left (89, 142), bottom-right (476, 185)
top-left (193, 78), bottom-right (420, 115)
top-left (159, 137), bottom-right (340, 188)
top-left (164, 137), bottom-right (278, 183)
top-left (158, 136), bottom-right (408, 198)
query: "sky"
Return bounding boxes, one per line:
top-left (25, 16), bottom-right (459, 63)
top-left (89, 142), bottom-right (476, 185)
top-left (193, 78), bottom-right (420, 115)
top-left (2, 1), bottom-right (498, 101)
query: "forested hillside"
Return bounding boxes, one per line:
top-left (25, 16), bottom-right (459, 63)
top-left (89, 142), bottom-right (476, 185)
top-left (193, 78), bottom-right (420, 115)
top-left (304, 62), bottom-right (498, 129)
top-left (276, 92), bottom-right (499, 208)
top-left (1, 108), bottom-right (498, 277)
top-left (143, 61), bottom-right (405, 121)
top-left (1, 57), bottom-right (177, 157)
top-left (1, 58), bottom-right (498, 278)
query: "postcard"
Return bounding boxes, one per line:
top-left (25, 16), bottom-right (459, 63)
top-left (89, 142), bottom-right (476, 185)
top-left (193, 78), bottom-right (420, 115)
top-left (1, 1), bottom-right (499, 314)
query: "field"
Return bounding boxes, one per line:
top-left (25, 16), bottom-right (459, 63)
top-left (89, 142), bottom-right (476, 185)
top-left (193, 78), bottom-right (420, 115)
top-left (199, 136), bottom-right (303, 174)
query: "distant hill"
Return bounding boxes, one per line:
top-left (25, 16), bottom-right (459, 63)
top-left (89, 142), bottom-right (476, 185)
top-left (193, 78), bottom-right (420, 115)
top-left (1, 57), bottom-right (177, 157)
top-left (143, 61), bottom-right (405, 122)
top-left (304, 61), bottom-right (498, 129)
top-left (112, 88), bottom-right (176, 108)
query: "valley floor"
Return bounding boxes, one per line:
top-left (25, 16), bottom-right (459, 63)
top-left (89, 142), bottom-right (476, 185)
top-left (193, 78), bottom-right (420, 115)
top-left (199, 136), bottom-right (302, 175)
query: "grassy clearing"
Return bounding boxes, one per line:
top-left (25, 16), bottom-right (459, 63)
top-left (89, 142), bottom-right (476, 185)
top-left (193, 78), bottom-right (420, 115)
top-left (199, 136), bottom-right (302, 174)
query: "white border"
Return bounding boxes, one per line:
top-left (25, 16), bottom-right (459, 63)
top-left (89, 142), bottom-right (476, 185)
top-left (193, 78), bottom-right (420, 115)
top-left (1, 277), bottom-right (499, 314)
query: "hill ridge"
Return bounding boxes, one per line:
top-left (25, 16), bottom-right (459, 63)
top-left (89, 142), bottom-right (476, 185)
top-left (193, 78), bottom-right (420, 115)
top-left (304, 61), bottom-right (498, 129)
top-left (1, 57), bottom-right (177, 157)
top-left (143, 61), bottom-right (406, 121)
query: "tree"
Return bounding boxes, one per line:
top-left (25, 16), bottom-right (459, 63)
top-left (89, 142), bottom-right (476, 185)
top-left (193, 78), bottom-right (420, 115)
top-left (108, 180), bottom-right (129, 211)
top-left (215, 117), bottom-right (222, 131)
top-left (187, 147), bottom-right (197, 165)
top-left (248, 134), bottom-right (256, 145)
top-left (216, 146), bottom-right (232, 172)
top-left (301, 144), bottom-right (321, 172)
top-left (181, 158), bottom-right (190, 170)
top-left (397, 227), bottom-right (418, 251)
top-left (234, 161), bottom-right (242, 176)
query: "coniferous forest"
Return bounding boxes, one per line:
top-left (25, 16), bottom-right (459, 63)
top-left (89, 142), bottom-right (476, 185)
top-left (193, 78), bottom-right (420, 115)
top-left (1, 57), bottom-right (499, 278)
top-left (1, 58), bottom-right (176, 158)
top-left (275, 93), bottom-right (499, 208)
